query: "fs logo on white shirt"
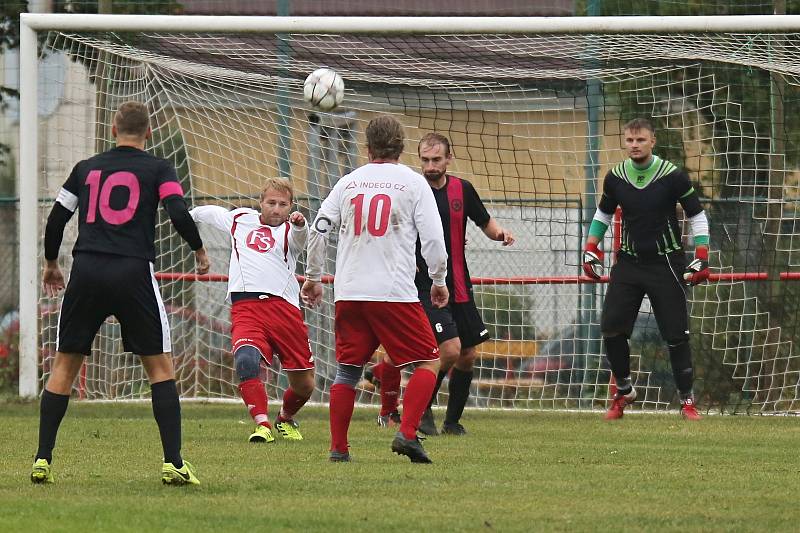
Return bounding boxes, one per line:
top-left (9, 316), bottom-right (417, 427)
top-left (190, 206), bottom-right (308, 307)
top-left (246, 227), bottom-right (276, 253)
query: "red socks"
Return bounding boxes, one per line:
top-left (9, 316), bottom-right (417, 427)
top-left (399, 368), bottom-right (437, 440)
top-left (329, 383), bottom-right (356, 453)
top-left (279, 387), bottom-right (311, 422)
top-left (378, 362), bottom-right (401, 416)
top-left (238, 378), bottom-right (270, 427)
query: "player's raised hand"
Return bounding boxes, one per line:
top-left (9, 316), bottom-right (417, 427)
top-left (301, 280), bottom-right (324, 308)
top-left (430, 284), bottom-right (449, 309)
top-left (42, 261), bottom-right (65, 298)
top-left (194, 247), bottom-right (210, 275)
top-left (289, 211), bottom-right (306, 227)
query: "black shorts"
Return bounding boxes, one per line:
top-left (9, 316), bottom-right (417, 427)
top-left (600, 253), bottom-right (689, 342)
top-left (419, 290), bottom-right (490, 348)
top-left (57, 252), bottom-right (171, 356)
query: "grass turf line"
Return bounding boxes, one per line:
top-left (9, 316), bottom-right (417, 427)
top-left (1, 403), bottom-right (799, 532)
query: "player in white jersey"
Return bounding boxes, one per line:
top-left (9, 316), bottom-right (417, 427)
top-left (191, 178), bottom-right (314, 443)
top-left (301, 115), bottom-right (449, 463)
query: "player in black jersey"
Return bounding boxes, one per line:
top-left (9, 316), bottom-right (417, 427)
top-left (371, 133), bottom-right (515, 436)
top-left (31, 101), bottom-right (210, 486)
top-left (582, 118), bottom-right (710, 421)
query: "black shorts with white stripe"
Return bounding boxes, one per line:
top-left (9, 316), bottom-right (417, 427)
top-left (419, 290), bottom-right (490, 348)
top-left (57, 252), bottom-right (171, 356)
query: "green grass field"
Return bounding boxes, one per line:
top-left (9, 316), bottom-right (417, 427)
top-left (1, 402), bottom-right (799, 532)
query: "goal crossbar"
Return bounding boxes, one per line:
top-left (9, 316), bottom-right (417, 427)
top-left (20, 14), bottom-right (800, 35)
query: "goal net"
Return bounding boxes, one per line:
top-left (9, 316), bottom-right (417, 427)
top-left (22, 16), bottom-right (800, 413)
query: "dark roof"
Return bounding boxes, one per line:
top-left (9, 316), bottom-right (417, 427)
top-left (177, 0), bottom-right (574, 16)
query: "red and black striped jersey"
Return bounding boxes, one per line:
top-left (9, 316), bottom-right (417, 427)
top-left (415, 175), bottom-right (490, 302)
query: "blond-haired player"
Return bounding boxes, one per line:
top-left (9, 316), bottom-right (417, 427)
top-left (191, 178), bottom-right (315, 443)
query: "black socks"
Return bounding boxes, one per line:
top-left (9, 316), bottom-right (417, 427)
top-left (445, 368), bottom-right (473, 424)
top-left (36, 389), bottom-right (70, 462)
top-left (151, 379), bottom-right (183, 468)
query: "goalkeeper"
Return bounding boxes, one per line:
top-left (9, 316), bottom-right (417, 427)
top-left (582, 118), bottom-right (710, 421)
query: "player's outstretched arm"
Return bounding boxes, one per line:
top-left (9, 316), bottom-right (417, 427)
top-left (163, 195), bottom-right (206, 256)
top-left (189, 204), bottom-right (232, 232)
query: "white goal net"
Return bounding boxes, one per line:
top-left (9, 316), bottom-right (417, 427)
top-left (20, 16), bottom-right (800, 413)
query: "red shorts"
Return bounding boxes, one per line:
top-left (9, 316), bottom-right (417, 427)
top-left (334, 300), bottom-right (439, 367)
top-left (230, 297), bottom-right (314, 371)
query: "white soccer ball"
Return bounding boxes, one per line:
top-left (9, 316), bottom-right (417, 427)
top-left (303, 68), bottom-right (344, 111)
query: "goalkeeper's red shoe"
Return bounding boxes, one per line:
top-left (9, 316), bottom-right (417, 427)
top-left (604, 387), bottom-right (637, 420)
top-left (680, 398), bottom-right (702, 421)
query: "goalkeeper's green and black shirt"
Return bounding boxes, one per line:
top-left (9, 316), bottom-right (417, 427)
top-left (597, 155), bottom-right (702, 259)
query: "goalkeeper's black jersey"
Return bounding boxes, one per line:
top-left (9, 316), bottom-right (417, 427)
top-left (597, 155), bottom-right (703, 259)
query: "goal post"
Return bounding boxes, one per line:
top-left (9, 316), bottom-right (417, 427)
top-left (19, 19), bottom-right (39, 399)
top-left (18, 14), bottom-right (800, 414)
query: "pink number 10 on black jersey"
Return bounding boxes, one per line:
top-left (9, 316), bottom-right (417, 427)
top-left (56, 146), bottom-right (185, 262)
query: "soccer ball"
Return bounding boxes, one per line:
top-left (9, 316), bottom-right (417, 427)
top-left (303, 68), bottom-right (344, 111)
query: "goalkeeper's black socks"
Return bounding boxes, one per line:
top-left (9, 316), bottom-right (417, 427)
top-left (445, 368), bottom-right (473, 424)
top-left (151, 379), bottom-right (183, 468)
top-left (604, 335), bottom-right (631, 384)
top-left (36, 389), bottom-right (70, 462)
top-left (427, 370), bottom-right (448, 410)
top-left (668, 340), bottom-right (694, 395)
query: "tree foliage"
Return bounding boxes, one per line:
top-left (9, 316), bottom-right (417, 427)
top-left (0, 1), bottom-right (183, 177)
top-left (0, 2), bottom-right (26, 165)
